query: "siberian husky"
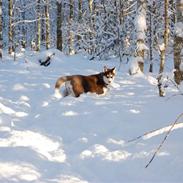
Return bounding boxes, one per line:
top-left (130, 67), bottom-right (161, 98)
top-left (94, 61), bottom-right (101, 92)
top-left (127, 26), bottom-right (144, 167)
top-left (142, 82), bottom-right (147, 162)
top-left (54, 66), bottom-right (116, 98)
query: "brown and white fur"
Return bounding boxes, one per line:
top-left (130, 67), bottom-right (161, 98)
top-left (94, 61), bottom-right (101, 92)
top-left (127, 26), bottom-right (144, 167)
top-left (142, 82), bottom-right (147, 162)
top-left (54, 66), bottom-right (116, 98)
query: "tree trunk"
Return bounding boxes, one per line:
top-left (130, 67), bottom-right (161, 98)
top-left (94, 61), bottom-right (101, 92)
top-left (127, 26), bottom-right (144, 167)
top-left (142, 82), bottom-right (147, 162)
top-left (8, 0), bottom-right (13, 54)
top-left (36, 0), bottom-right (41, 51)
top-left (88, 0), bottom-right (93, 14)
top-left (45, 0), bottom-right (50, 49)
top-left (157, 0), bottom-right (169, 97)
top-left (148, 2), bottom-right (156, 73)
top-left (78, 0), bottom-right (82, 21)
top-left (170, 0), bottom-right (176, 24)
top-left (159, 0), bottom-right (169, 74)
top-left (119, 0), bottom-right (124, 25)
top-left (77, 0), bottom-right (82, 48)
top-left (136, 0), bottom-right (148, 73)
top-left (0, 0), bottom-right (2, 59)
top-left (87, 0), bottom-right (95, 55)
top-left (57, 1), bottom-right (63, 51)
top-left (174, 0), bottom-right (183, 84)
top-left (115, 0), bottom-right (123, 63)
top-left (68, 0), bottom-right (74, 55)
top-left (21, 0), bottom-right (26, 49)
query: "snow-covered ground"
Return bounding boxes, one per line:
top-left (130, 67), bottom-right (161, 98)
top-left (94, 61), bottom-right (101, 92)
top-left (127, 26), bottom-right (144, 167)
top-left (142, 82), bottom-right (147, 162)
top-left (0, 49), bottom-right (183, 183)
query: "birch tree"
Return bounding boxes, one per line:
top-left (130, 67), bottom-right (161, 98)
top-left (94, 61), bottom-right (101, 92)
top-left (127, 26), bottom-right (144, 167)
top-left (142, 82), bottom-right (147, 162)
top-left (135, 0), bottom-right (148, 73)
top-left (147, 1), bottom-right (156, 73)
top-left (45, 0), bottom-right (50, 49)
top-left (87, 0), bottom-right (94, 55)
top-left (36, 0), bottom-right (41, 51)
top-left (174, 0), bottom-right (183, 84)
top-left (159, 0), bottom-right (169, 74)
top-left (88, 0), bottom-right (93, 14)
top-left (77, 0), bottom-right (82, 45)
top-left (68, 0), bottom-right (74, 55)
top-left (157, 0), bottom-right (169, 97)
top-left (21, 0), bottom-right (26, 49)
top-left (8, 0), bottom-right (13, 54)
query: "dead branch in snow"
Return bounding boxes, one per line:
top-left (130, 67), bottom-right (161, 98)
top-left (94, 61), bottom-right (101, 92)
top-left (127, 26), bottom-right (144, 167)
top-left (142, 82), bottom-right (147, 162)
top-left (127, 122), bottom-right (183, 143)
top-left (145, 112), bottom-right (183, 168)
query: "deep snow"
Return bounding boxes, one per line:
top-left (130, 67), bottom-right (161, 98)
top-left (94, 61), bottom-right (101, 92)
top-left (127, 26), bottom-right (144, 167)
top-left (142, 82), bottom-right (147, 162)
top-left (0, 49), bottom-right (183, 183)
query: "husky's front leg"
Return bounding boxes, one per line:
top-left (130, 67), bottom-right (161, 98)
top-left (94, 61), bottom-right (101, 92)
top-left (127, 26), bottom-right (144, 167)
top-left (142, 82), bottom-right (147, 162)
top-left (97, 87), bottom-right (108, 96)
top-left (62, 88), bottom-right (69, 97)
top-left (101, 87), bottom-right (109, 96)
top-left (54, 88), bottom-right (62, 99)
top-left (65, 81), bottom-right (76, 97)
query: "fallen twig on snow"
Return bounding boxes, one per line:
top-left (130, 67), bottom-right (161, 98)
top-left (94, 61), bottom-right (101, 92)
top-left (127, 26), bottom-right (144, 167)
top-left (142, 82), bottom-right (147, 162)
top-left (127, 122), bottom-right (183, 143)
top-left (145, 112), bottom-right (183, 168)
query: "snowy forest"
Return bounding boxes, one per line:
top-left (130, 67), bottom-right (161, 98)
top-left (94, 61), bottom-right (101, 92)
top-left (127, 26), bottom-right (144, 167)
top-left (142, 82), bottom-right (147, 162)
top-left (0, 0), bottom-right (183, 86)
top-left (0, 0), bottom-right (183, 183)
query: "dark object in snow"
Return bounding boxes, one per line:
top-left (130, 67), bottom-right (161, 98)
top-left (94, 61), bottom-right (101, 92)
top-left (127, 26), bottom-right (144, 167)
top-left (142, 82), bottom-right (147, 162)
top-left (157, 74), bottom-right (168, 97)
top-left (39, 53), bottom-right (55, 67)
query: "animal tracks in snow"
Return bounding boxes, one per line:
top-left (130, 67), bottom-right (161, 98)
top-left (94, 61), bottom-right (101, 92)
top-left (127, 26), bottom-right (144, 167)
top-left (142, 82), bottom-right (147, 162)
top-left (80, 144), bottom-right (131, 162)
top-left (0, 162), bottom-right (41, 182)
top-left (0, 129), bottom-right (66, 163)
top-left (0, 102), bottom-right (28, 118)
top-left (79, 142), bottom-right (170, 163)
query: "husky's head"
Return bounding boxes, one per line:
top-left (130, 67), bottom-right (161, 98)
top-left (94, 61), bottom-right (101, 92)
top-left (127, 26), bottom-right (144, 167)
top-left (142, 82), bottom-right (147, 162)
top-left (103, 66), bottom-right (116, 85)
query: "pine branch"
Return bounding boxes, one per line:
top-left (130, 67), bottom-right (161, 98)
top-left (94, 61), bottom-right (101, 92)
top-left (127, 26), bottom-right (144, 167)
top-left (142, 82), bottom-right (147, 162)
top-left (145, 112), bottom-right (183, 168)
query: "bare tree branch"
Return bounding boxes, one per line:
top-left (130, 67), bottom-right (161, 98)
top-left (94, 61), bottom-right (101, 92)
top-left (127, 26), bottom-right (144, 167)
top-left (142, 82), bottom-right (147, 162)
top-left (127, 122), bottom-right (183, 143)
top-left (145, 112), bottom-right (183, 168)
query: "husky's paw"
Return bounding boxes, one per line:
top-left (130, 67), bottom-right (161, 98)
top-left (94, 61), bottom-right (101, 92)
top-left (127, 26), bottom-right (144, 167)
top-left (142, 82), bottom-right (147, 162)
top-left (110, 82), bottom-right (120, 88)
top-left (53, 89), bottom-right (62, 100)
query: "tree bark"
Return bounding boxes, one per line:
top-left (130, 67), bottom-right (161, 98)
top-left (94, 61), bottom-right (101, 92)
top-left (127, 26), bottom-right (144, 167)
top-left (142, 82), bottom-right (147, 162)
top-left (36, 0), bottom-right (41, 51)
top-left (159, 0), bottom-right (169, 74)
top-left (136, 0), bottom-right (147, 73)
top-left (174, 0), bottom-right (183, 84)
top-left (78, 0), bottom-right (82, 22)
top-left (77, 0), bottom-right (82, 48)
top-left (148, 2), bottom-right (156, 73)
top-left (45, 0), bottom-right (50, 49)
top-left (158, 0), bottom-right (169, 97)
top-left (88, 0), bottom-right (93, 14)
top-left (8, 0), bottom-right (13, 54)
top-left (57, 1), bottom-right (63, 51)
top-left (68, 0), bottom-right (74, 55)
top-left (0, 0), bottom-right (2, 59)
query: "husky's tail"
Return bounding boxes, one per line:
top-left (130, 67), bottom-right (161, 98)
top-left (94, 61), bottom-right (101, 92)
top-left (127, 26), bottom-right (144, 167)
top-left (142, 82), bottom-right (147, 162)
top-left (54, 76), bottom-right (68, 99)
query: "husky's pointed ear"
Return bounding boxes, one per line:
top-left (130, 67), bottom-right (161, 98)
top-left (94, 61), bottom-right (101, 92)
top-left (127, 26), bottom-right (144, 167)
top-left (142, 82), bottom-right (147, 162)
top-left (112, 67), bottom-right (116, 74)
top-left (103, 66), bottom-right (108, 72)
